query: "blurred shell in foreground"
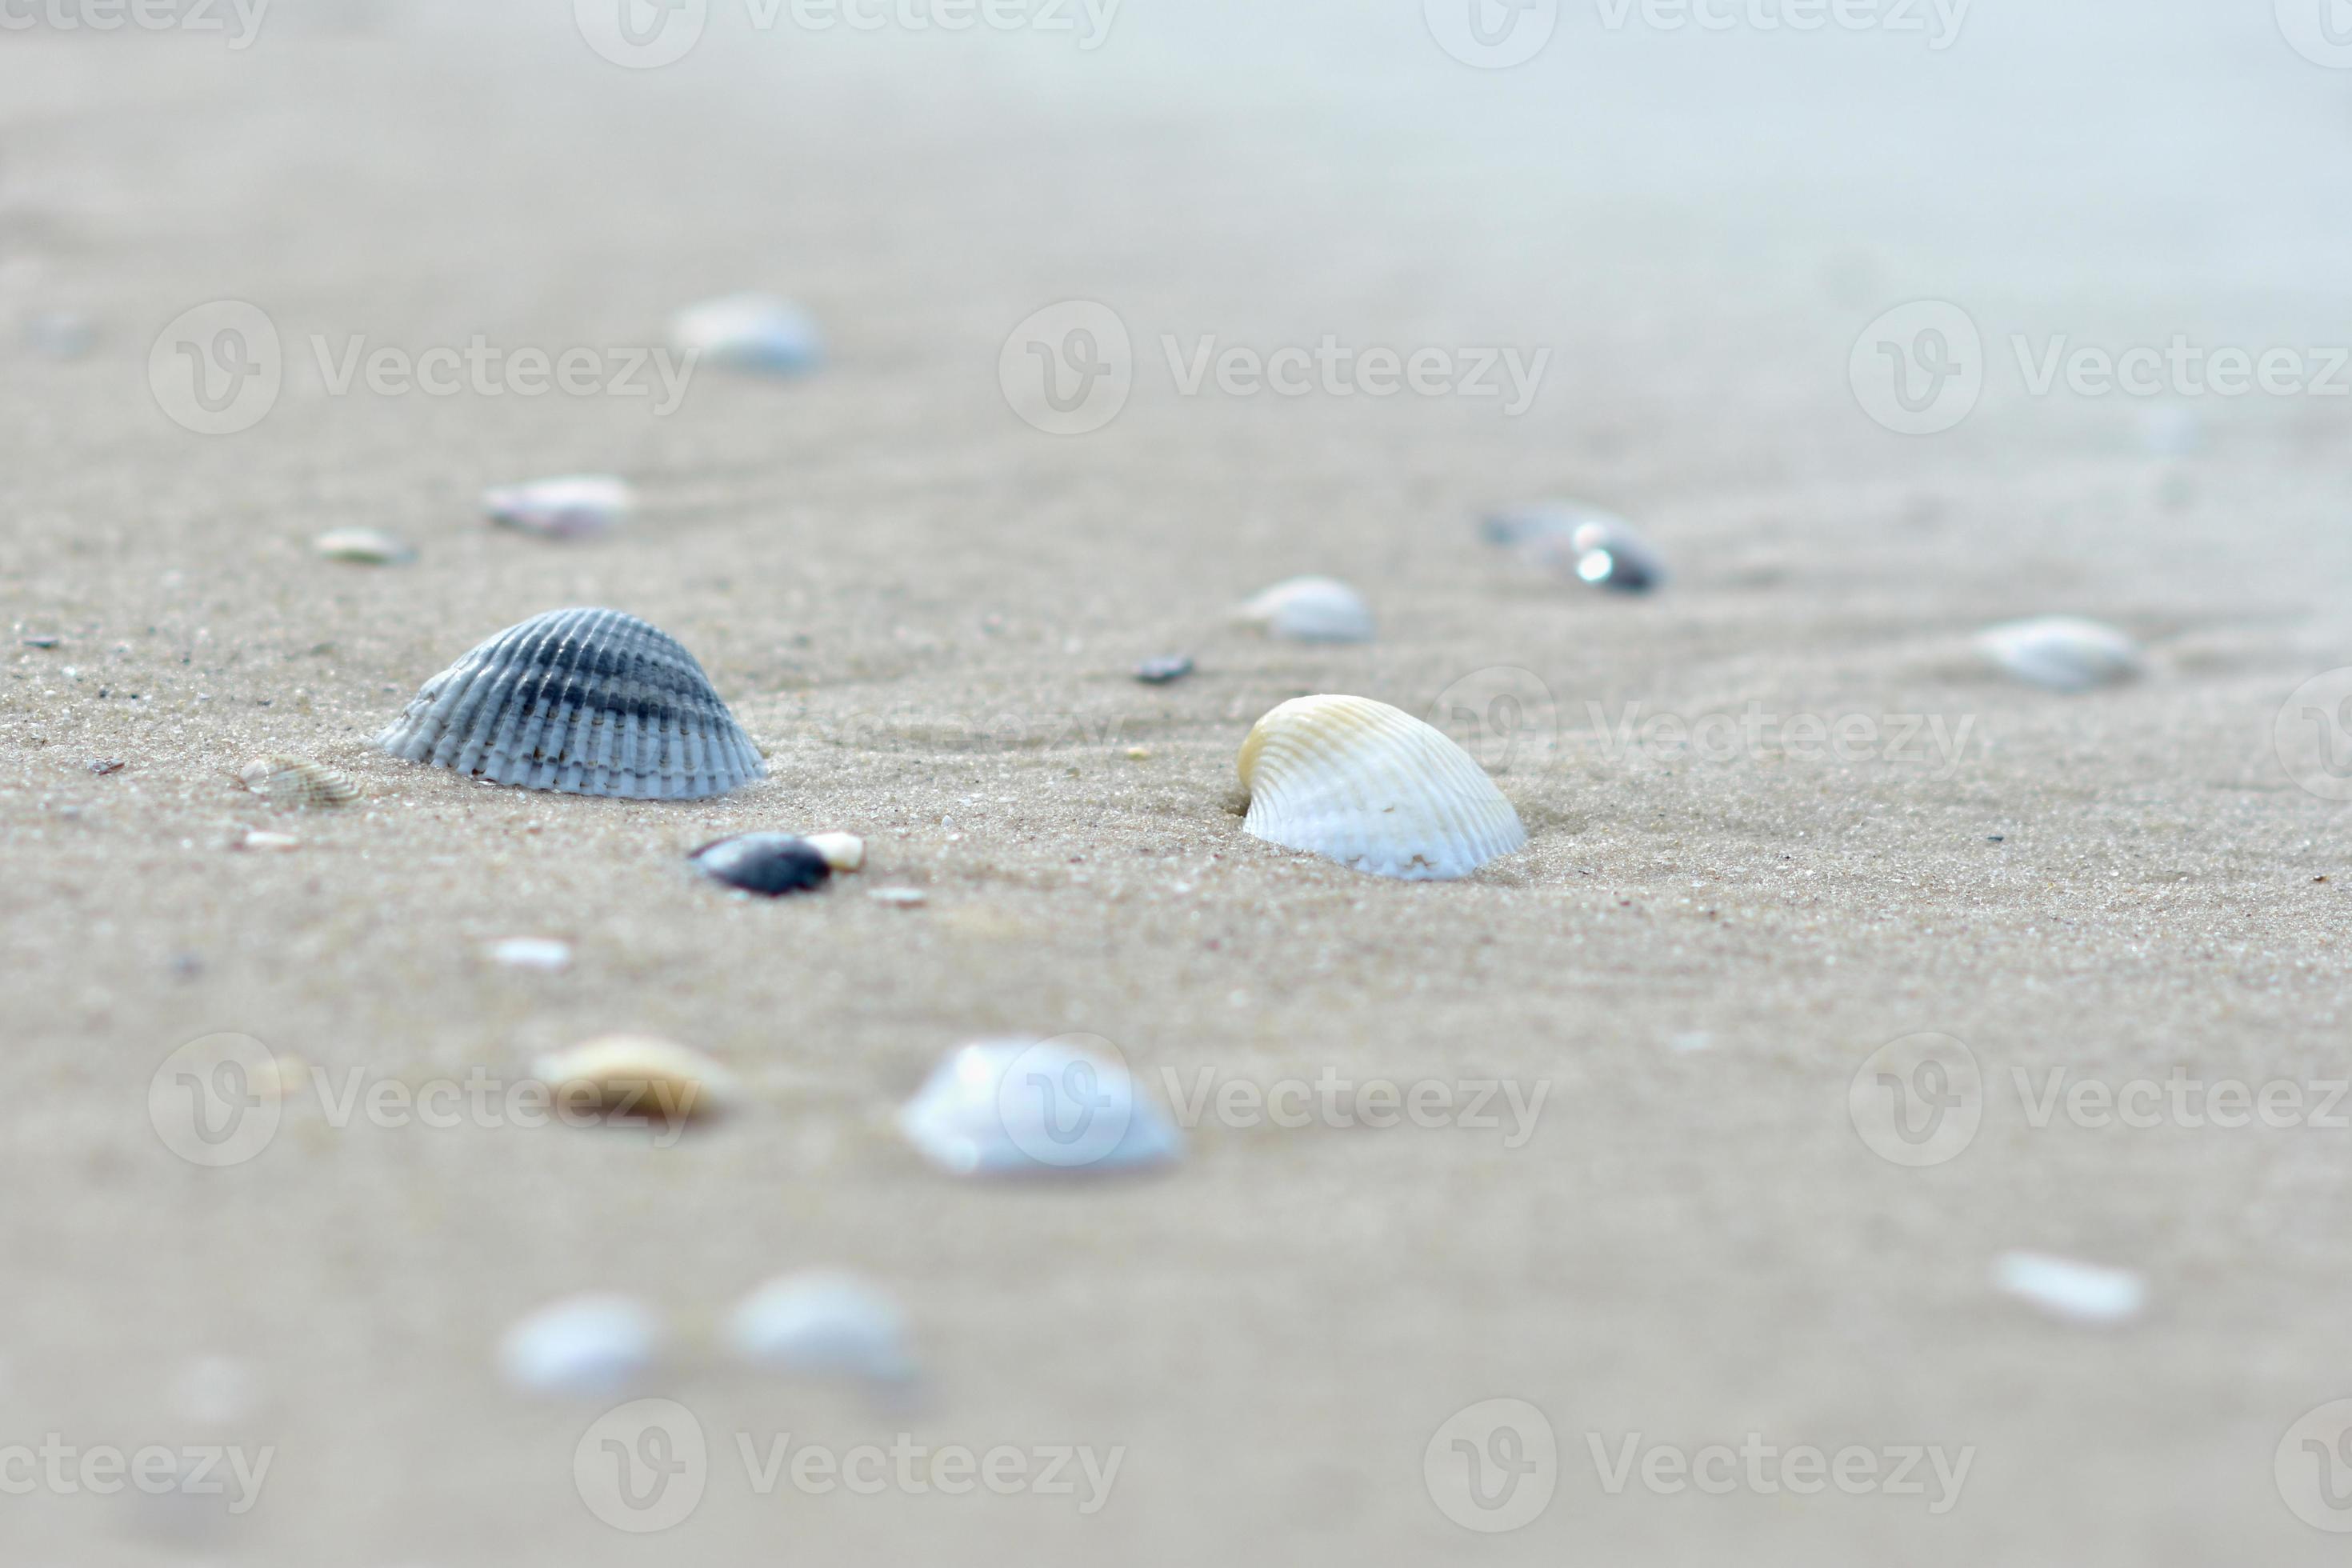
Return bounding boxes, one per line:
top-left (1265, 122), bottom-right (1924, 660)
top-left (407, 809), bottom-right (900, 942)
top-left (498, 1294), bottom-right (662, 1398)
top-left (1238, 694), bottom-right (1526, 881)
top-left (1233, 576), bottom-right (1374, 643)
top-left (534, 1035), bottom-right (740, 1123)
top-left (1482, 501), bottom-right (1663, 593)
top-left (374, 607), bottom-right (764, 799)
top-left (670, 292), bottom-right (824, 375)
top-left (898, 1038), bottom-right (1183, 1178)
top-left (691, 833), bottom-right (833, 895)
top-left (482, 474), bottom-right (633, 540)
top-left (237, 756), bottom-right (359, 808)
top-left (729, 1270), bottom-right (914, 1384)
top-left (1978, 616), bottom-right (2143, 692)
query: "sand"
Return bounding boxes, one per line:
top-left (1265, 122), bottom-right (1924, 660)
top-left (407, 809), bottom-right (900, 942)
top-left (4, 2), bottom-right (2352, 1562)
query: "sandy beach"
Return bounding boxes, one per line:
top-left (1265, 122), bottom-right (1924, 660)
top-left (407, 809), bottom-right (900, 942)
top-left (4, 2), bottom-right (2352, 1561)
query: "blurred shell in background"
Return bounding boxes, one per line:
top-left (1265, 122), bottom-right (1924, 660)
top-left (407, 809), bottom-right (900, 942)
top-left (1232, 576), bottom-right (1375, 643)
top-left (1978, 616), bottom-right (2143, 692)
top-left (898, 1038), bottom-right (1183, 1178)
top-left (670, 292), bottom-right (825, 376)
top-left (1482, 501), bottom-right (1664, 593)
top-left (482, 474), bottom-right (634, 540)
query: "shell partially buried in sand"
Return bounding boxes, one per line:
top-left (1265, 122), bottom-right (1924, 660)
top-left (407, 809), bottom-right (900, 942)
top-left (237, 756), bottom-right (360, 808)
top-left (1238, 695), bottom-right (1528, 880)
top-left (374, 608), bottom-right (765, 799)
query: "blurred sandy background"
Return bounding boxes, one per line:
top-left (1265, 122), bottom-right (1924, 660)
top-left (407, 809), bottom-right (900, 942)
top-left (4, 0), bottom-right (2352, 1562)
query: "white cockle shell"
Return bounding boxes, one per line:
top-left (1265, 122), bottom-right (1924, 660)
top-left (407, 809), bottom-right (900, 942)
top-left (374, 607), bottom-right (765, 799)
top-left (1232, 576), bottom-right (1375, 644)
top-left (1978, 616), bottom-right (2143, 692)
top-left (1238, 694), bottom-right (1528, 880)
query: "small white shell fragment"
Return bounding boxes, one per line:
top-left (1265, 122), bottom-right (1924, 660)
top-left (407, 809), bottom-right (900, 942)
top-left (235, 830), bottom-right (301, 852)
top-left (869, 887), bottom-right (926, 907)
top-left (238, 755), bottom-right (360, 808)
top-left (1232, 576), bottom-right (1374, 644)
top-left (1993, 1252), bottom-right (2146, 1326)
top-left (805, 831), bottom-right (866, 873)
top-left (534, 1035), bottom-right (740, 1122)
top-left (312, 527), bottom-right (416, 566)
top-left (487, 936), bottom-right (573, 972)
top-left (498, 1294), bottom-right (662, 1397)
top-left (481, 474), bottom-right (633, 541)
top-left (898, 1038), bottom-right (1183, 1178)
top-left (670, 292), bottom-right (824, 375)
top-left (1978, 616), bottom-right (2143, 692)
top-left (1238, 694), bottom-right (1527, 881)
top-left (728, 1270), bottom-right (914, 1383)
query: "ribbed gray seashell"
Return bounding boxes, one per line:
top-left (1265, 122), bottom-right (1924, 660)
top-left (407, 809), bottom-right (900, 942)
top-left (374, 608), bottom-right (765, 799)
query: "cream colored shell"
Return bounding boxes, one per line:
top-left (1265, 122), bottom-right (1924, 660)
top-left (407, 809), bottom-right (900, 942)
top-left (1237, 695), bottom-right (1527, 881)
top-left (534, 1035), bottom-right (741, 1122)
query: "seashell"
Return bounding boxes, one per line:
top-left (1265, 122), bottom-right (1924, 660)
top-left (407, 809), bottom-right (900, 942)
top-left (803, 831), bottom-right (866, 873)
top-left (535, 1034), bottom-right (739, 1123)
top-left (1978, 616), bottom-right (2142, 692)
top-left (1993, 1252), bottom-right (2145, 1326)
top-left (237, 755), bottom-right (360, 808)
top-left (234, 830), bottom-right (301, 852)
top-left (498, 1294), bottom-right (662, 1397)
top-left (897, 1038), bottom-right (1183, 1178)
top-left (312, 527), bottom-right (415, 565)
top-left (1134, 654), bottom-right (1195, 685)
top-left (670, 292), bottom-right (824, 375)
top-left (727, 1270), bottom-right (914, 1384)
top-left (1238, 694), bottom-right (1527, 881)
top-left (1482, 502), bottom-right (1663, 593)
top-left (691, 833), bottom-right (833, 896)
top-left (374, 607), bottom-right (765, 799)
top-left (482, 474), bottom-right (633, 541)
top-left (486, 936), bottom-right (573, 971)
top-left (1233, 577), bottom-right (1374, 644)
top-left (870, 887), bottom-right (926, 907)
